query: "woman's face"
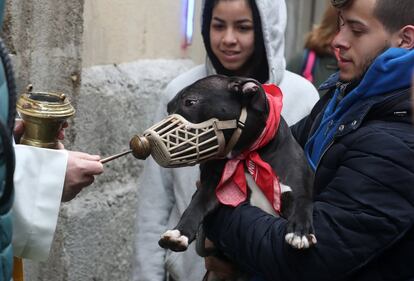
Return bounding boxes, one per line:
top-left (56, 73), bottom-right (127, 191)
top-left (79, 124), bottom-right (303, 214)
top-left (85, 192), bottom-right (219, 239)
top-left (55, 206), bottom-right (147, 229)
top-left (209, 0), bottom-right (255, 75)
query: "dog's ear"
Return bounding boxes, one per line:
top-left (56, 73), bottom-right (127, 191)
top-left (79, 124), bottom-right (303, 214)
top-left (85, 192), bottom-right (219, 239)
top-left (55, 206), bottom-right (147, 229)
top-left (227, 77), bottom-right (268, 117)
top-left (167, 86), bottom-right (189, 114)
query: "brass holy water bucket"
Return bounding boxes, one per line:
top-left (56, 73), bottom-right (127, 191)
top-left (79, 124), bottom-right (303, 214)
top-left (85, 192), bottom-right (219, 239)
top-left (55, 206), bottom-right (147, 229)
top-left (16, 85), bottom-right (75, 148)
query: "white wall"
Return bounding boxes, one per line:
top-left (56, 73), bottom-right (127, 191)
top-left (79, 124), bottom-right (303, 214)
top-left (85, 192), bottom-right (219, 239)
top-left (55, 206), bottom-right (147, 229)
top-left (82, 0), bottom-right (205, 67)
top-left (82, 0), bottom-right (329, 67)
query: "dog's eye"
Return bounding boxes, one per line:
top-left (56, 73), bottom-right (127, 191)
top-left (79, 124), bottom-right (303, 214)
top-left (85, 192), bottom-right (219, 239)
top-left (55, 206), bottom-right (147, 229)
top-left (184, 99), bottom-right (198, 106)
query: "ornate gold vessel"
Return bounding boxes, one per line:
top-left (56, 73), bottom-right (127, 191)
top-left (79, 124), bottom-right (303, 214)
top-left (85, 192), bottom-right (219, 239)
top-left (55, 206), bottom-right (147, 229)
top-left (16, 85), bottom-right (75, 148)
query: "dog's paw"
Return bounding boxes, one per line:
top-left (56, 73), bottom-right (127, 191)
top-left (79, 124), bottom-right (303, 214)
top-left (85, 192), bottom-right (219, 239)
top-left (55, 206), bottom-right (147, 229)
top-left (158, 229), bottom-right (189, 252)
top-left (284, 203), bottom-right (317, 249)
top-left (285, 232), bottom-right (317, 249)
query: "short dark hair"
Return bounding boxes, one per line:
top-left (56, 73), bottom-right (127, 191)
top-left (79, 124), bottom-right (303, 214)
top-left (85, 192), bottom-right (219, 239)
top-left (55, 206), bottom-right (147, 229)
top-left (330, 0), bottom-right (351, 8)
top-left (374, 0), bottom-right (414, 32)
top-left (331, 0), bottom-right (414, 32)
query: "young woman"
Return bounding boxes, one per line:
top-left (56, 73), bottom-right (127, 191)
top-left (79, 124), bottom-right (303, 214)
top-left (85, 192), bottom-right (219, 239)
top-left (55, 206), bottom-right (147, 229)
top-left (132, 1), bottom-right (319, 281)
top-left (287, 4), bottom-right (339, 96)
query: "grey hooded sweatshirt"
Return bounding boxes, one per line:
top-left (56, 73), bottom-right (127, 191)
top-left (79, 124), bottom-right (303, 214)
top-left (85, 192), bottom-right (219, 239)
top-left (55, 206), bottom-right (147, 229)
top-left (132, 1), bottom-right (319, 280)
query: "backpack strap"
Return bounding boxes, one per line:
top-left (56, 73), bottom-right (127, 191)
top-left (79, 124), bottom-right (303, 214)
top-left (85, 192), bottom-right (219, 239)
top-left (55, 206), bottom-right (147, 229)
top-left (302, 49), bottom-right (317, 83)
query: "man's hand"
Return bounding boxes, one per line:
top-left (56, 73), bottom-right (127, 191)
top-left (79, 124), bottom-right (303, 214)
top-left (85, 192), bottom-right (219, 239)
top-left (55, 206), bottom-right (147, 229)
top-left (56, 121), bottom-right (68, 149)
top-left (14, 119), bottom-right (102, 201)
top-left (61, 151), bottom-right (103, 202)
top-left (13, 119), bottom-right (24, 143)
top-left (205, 255), bottom-right (240, 280)
top-left (14, 119), bottom-right (68, 148)
top-left (204, 239), bottom-right (240, 280)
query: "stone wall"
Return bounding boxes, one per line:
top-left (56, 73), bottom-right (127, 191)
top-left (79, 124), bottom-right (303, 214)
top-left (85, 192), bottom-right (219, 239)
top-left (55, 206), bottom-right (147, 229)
top-left (5, 0), bottom-right (83, 98)
top-left (5, 0), bottom-right (197, 279)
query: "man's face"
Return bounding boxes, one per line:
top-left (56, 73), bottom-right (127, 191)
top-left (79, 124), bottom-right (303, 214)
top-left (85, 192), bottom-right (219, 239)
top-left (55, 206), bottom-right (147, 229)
top-left (332, 0), bottom-right (399, 82)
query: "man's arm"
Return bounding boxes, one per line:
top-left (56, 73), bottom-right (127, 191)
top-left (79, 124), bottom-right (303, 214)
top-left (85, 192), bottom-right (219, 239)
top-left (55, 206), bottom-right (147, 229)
top-left (12, 145), bottom-right (67, 260)
top-left (205, 126), bottom-right (414, 281)
top-left (61, 150), bottom-right (103, 202)
top-left (12, 145), bottom-right (103, 260)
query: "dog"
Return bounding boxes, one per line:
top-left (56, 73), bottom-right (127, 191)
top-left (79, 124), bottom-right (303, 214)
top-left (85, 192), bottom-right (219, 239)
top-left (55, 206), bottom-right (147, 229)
top-left (158, 75), bottom-right (316, 263)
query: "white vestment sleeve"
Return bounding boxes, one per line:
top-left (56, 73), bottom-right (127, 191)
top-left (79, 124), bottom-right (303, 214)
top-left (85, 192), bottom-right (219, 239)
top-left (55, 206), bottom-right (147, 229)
top-left (12, 144), bottom-right (68, 261)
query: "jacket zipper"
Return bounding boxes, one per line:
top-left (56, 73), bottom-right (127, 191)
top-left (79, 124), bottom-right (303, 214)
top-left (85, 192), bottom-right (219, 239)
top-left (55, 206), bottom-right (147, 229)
top-left (336, 82), bottom-right (348, 104)
top-left (315, 82), bottom-right (348, 171)
top-left (315, 108), bottom-right (371, 172)
top-left (315, 140), bottom-right (334, 171)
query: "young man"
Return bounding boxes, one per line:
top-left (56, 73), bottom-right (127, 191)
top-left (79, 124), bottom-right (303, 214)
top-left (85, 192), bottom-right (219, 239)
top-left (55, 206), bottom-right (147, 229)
top-left (203, 0), bottom-right (414, 280)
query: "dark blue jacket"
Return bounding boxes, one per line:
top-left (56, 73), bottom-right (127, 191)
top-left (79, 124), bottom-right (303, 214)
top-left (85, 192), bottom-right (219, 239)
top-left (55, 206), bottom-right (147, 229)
top-left (205, 71), bottom-right (414, 280)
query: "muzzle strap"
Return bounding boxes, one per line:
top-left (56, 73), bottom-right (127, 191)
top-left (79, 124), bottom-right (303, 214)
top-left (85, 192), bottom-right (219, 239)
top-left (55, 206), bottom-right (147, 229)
top-left (216, 106), bottom-right (247, 158)
top-left (214, 120), bottom-right (237, 130)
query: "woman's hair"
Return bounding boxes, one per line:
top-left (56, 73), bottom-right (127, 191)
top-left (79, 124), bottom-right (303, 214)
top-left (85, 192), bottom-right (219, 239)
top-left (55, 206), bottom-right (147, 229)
top-left (304, 4), bottom-right (338, 57)
top-left (201, 0), bottom-right (269, 83)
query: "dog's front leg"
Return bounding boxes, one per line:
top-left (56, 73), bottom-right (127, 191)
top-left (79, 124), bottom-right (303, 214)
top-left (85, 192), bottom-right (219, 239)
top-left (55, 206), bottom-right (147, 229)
top-left (158, 184), bottom-right (219, 252)
top-left (159, 161), bottom-right (223, 252)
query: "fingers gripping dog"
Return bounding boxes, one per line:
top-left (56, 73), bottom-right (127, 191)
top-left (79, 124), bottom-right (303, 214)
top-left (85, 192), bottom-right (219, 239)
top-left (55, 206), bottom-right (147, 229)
top-left (151, 75), bottom-right (316, 253)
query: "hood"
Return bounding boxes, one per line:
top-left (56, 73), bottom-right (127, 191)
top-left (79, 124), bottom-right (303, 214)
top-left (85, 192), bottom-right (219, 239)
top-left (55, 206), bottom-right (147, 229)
top-left (201, 0), bottom-right (286, 85)
top-left (305, 48), bottom-right (414, 170)
top-left (325, 48), bottom-right (413, 118)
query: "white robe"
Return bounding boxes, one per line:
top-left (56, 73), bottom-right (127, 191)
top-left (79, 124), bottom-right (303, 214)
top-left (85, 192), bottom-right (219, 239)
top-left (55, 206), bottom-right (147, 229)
top-left (12, 144), bottom-right (67, 261)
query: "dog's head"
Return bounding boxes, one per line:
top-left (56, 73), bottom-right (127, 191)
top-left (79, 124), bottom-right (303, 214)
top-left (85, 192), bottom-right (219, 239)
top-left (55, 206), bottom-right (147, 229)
top-left (167, 75), bottom-right (270, 154)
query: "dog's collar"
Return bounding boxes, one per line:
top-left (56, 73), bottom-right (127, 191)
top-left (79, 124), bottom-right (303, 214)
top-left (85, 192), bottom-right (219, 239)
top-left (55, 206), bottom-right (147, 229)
top-left (215, 84), bottom-right (284, 214)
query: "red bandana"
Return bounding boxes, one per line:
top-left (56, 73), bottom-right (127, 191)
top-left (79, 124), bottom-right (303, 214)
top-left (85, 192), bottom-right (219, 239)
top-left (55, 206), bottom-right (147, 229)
top-left (215, 84), bottom-right (283, 213)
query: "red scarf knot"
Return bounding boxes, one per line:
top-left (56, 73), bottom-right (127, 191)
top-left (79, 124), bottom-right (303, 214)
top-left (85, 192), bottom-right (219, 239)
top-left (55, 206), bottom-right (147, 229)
top-left (215, 84), bottom-right (283, 214)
